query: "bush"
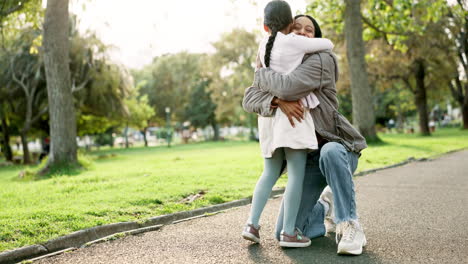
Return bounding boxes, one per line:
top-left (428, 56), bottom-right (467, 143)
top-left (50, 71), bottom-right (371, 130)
top-left (94, 133), bottom-right (114, 147)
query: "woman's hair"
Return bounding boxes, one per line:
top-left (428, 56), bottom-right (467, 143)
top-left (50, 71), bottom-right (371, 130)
top-left (294, 14), bottom-right (322, 38)
top-left (263, 0), bottom-right (293, 67)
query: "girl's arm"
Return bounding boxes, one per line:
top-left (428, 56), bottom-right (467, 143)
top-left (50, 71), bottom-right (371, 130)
top-left (253, 52), bottom-right (338, 101)
top-left (288, 35), bottom-right (334, 54)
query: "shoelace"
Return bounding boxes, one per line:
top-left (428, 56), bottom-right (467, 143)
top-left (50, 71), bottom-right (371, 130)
top-left (295, 228), bottom-right (305, 240)
top-left (341, 222), bottom-right (356, 242)
top-left (295, 227), bottom-right (303, 236)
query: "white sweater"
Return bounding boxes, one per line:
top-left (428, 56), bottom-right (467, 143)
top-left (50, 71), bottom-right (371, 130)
top-left (257, 32), bottom-right (334, 158)
top-left (258, 32), bottom-right (333, 108)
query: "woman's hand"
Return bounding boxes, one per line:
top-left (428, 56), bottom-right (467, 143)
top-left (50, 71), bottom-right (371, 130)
top-left (274, 98), bottom-right (304, 127)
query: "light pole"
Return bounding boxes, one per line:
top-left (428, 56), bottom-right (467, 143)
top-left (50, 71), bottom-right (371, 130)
top-left (165, 107), bottom-right (171, 147)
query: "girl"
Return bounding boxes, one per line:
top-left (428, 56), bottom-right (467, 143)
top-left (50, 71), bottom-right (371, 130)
top-left (242, 0), bottom-right (333, 248)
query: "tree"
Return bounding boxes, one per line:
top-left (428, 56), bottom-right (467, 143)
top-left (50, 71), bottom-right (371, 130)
top-left (42, 0), bottom-right (78, 171)
top-left (447, 1), bottom-right (468, 129)
top-left (133, 29), bottom-right (258, 135)
top-left (307, 0), bottom-right (447, 136)
top-left (306, 0), bottom-right (378, 140)
top-left (184, 79), bottom-right (218, 140)
top-left (208, 28), bottom-right (259, 133)
top-left (124, 90), bottom-right (155, 148)
top-left (367, 40), bottom-right (417, 130)
top-left (343, 0), bottom-right (378, 141)
top-left (0, 105), bottom-right (13, 162)
top-left (135, 52), bottom-right (205, 123)
top-left (0, 0), bottom-right (33, 18)
top-left (364, 0), bottom-right (448, 135)
top-left (7, 28), bottom-right (47, 163)
top-left (1, 0), bottom-right (43, 162)
top-left (1, 14), bottom-right (48, 164)
top-left (0, 42), bottom-right (13, 162)
top-left (2, 2), bottom-right (132, 163)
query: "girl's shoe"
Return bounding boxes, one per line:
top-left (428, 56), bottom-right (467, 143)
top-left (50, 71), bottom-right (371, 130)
top-left (279, 230), bottom-right (311, 248)
top-left (242, 224), bottom-right (260, 243)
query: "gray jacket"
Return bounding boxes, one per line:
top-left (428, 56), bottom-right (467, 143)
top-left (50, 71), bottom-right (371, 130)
top-left (242, 51), bottom-right (367, 153)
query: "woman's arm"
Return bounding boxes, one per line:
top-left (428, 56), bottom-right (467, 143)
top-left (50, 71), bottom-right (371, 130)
top-left (242, 86), bottom-right (276, 117)
top-left (254, 52), bottom-right (337, 101)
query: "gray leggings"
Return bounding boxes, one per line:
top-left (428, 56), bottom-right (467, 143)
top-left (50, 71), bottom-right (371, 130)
top-left (248, 147), bottom-right (307, 235)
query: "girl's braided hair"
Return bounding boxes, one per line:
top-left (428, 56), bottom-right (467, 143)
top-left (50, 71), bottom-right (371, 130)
top-left (263, 0), bottom-right (293, 67)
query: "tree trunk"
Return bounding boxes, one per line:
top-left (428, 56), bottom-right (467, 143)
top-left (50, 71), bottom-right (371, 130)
top-left (212, 121), bottom-right (219, 141)
top-left (344, 0), bottom-right (378, 141)
top-left (396, 113), bottom-right (404, 133)
top-left (463, 83), bottom-right (468, 129)
top-left (42, 0), bottom-right (78, 168)
top-left (462, 102), bottom-right (468, 130)
top-left (125, 123), bottom-right (129, 148)
top-left (20, 132), bottom-right (31, 164)
top-left (142, 127), bottom-right (148, 147)
top-left (413, 59), bottom-right (430, 136)
top-left (1, 116), bottom-right (13, 161)
top-left (448, 76), bottom-right (467, 129)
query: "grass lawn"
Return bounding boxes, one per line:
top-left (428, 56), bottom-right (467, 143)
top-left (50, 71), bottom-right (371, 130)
top-left (0, 128), bottom-right (467, 252)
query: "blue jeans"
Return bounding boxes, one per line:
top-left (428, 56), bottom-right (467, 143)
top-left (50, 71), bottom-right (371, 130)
top-left (275, 142), bottom-right (360, 240)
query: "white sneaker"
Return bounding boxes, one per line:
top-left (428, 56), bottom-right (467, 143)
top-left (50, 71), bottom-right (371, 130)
top-left (319, 186), bottom-right (336, 233)
top-left (336, 220), bottom-right (367, 255)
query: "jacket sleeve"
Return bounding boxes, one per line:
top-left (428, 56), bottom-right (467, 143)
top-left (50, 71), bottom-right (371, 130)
top-left (253, 52), bottom-right (334, 101)
top-left (242, 86), bottom-right (276, 117)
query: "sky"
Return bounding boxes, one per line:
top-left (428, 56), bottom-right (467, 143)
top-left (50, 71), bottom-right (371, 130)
top-left (68, 0), bottom-right (308, 69)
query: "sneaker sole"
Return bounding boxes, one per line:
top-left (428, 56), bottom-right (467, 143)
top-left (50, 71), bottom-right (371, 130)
top-left (242, 232), bottom-right (260, 243)
top-left (337, 237), bottom-right (367, 255)
top-left (279, 241), bottom-right (311, 248)
top-left (337, 247), bottom-right (362, 255)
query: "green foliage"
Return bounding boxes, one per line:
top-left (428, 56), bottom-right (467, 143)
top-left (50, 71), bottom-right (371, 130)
top-left (184, 79), bottom-right (217, 129)
top-left (307, 0), bottom-right (457, 129)
top-left (306, 0), bottom-right (448, 50)
top-left (0, 0), bottom-right (42, 27)
top-left (76, 114), bottom-right (120, 137)
top-left (94, 133), bottom-right (114, 147)
top-left (1, 10), bottom-right (132, 143)
top-left (305, 0), bottom-right (345, 34)
top-left (124, 90), bottom-right (155, 130)
top-left (208, 29), bottom-right (259, 125)
top-left (363, 0), bottom-right (448, 51)
top-left (135, 52), bottom-right (206, 123)
top-left (132, 29), bottom-right (259, 128)
top-left (307, 0), bottom-right (446, 47)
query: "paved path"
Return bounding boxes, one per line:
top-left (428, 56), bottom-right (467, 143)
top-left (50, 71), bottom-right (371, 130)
top-left (37, 150), bottom-right (468, 264)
